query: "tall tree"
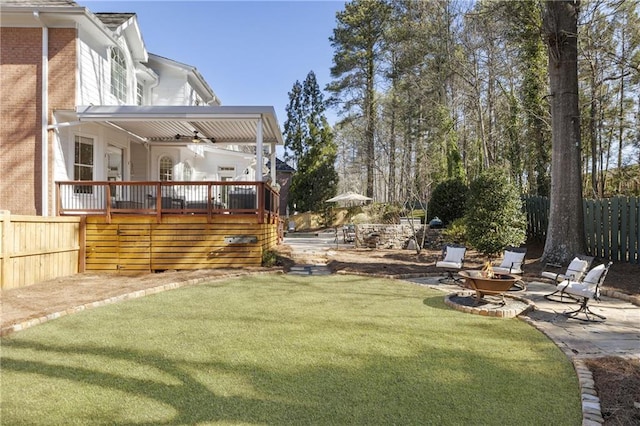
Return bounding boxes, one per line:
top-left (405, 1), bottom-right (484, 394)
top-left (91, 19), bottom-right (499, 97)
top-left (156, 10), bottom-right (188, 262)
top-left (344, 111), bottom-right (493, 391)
top-left (542, 0), bottom-right (586, 263)
top-left (285, 71), bottom-right (338, 212)
top-left (503, 0), bottom-right (551, 196)
top-left (283, 81), bottom-right (305, 170)
top-left (327, 0), bottom-right (391, 198)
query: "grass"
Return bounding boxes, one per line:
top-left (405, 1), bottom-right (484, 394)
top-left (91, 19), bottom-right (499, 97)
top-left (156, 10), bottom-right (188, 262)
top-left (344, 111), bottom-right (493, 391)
top-left (1, 275), bottom-right (581, 425)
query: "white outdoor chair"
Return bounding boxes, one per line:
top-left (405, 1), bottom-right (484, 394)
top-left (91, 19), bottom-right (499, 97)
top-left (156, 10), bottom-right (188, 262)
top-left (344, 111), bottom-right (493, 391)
top-left (492, 246), bottom-right (527, 275)
top-left (436, 245), bottom-right (466, 284)
top-left (543, 255), bottom-right (594, 302)
top-left (556, 262), bottom-right (612, 322)
top-left (492, 246), bottom-right (527, 290)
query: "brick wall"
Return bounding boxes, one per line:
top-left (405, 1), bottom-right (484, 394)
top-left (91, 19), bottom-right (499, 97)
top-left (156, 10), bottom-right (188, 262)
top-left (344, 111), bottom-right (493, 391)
top-left (0, 27), bottom-right (76, 215)
top-left (47, 28), bottom-right (77, 214)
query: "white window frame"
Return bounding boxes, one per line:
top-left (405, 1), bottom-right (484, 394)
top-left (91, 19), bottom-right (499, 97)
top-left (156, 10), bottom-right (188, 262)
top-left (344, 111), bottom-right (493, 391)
top-left (74, 135), bottom-right (94, 194)
top-left (183, 161), bottom-right (193, 181)
top-left (136, 82), bottom-right (144, 105)
top-left (159, 156), bottom-right (174, 181)
top-left (110, 47), bottom-right (127, 103)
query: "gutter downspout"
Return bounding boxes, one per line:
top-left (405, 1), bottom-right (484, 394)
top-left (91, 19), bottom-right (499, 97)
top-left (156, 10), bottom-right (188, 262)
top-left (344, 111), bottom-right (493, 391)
top-left (34, 11), bottom-right (49, 216)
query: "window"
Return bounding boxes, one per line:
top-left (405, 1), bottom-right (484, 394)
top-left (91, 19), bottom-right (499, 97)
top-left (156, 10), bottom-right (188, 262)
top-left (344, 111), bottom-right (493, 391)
top-left (110, 47), bottom-right (127, 102)
top-left (74, 136), bottom-right (94, 193)
top-left (136, 82), bottom-right (143, 105)
top-left (183, 162), bottom-right (192, 181)
top-left (159, 156), bottom-right (173, 181)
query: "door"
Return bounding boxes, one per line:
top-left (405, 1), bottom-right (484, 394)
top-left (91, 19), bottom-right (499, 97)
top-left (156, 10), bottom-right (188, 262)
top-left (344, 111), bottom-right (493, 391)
top-left (107, 145), bottom-right (124, 200)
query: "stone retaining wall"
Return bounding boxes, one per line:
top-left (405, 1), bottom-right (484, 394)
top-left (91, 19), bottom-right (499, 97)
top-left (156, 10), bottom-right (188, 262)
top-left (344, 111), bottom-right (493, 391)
top-left (354, 224), bottom-right (443, 249)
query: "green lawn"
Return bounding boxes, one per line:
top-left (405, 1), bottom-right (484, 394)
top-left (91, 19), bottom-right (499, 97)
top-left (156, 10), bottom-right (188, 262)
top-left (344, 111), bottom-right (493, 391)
top-left (1, 275), bottom-right (581, 425)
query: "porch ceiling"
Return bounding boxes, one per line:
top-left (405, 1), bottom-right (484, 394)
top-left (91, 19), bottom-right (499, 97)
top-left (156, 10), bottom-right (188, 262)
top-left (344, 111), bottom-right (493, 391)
top-left (74, 105), bottom-right (284, 145)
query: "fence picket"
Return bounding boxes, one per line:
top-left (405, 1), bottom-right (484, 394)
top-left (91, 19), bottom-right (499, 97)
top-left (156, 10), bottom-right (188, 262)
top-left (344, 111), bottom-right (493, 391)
top-left (584, 199), bottom-right (593, 256)
top-left (620, 197), bottom-right (629, 262)
top-left (611, 197), bottom-right (620, 261)
top-left (632, 198), bottom-right (636, 261)
top-left (604, 200), bottom-right (611, 259)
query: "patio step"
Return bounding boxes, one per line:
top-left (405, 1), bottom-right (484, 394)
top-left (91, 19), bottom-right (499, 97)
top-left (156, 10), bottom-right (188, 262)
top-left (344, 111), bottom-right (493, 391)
top-left (288, 264), bottom-right (332, 276)
top-left (284, 232), bottom-right (320, 238)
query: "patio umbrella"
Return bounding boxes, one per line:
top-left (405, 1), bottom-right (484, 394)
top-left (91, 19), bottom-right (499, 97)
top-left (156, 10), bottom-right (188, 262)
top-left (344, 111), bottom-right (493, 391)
top-left (325, 192), bottom-right (372, 203)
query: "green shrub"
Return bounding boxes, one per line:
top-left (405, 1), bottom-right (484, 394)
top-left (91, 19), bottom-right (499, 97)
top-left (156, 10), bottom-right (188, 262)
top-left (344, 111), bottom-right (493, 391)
top-left (465, 168), bottom-right (526, 257)
top-left (261, 249), bottom-right (278, 267)
top-left (429, 179), bottom-right (469, 225)
top-left (442, 218), bottom-right (467, 244)
top-left (381, 203), bottom-right (402, 223)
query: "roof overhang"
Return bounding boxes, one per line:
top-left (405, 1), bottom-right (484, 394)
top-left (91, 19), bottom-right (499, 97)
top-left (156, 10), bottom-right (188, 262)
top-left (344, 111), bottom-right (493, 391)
top-left (72, 105), bottom-right (284, 146)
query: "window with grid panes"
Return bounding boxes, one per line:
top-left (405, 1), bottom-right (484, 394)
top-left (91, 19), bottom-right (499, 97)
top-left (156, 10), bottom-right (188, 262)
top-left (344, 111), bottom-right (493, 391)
top-left (74, 136), bottom-right (94, 193)
top-left (110, 47), bottom-right (127, 102)
top-left (136, 82), bottom-right (143, 105)
top-left (159, 156), bottom-right (173, 181)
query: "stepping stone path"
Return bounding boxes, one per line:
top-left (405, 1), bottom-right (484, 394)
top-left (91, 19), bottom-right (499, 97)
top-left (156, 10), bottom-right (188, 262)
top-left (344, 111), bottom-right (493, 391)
top-left (284, 231), bottom-right (339, 276)
top-left (288, 264), bottom-right (332, 276)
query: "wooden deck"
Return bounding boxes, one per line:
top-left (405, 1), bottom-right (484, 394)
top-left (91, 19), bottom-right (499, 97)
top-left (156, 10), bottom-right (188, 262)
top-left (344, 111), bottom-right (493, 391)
top-left (56, 181), bottom-right (281, 272)
top-left (56, 181), bottom-right (279, 224)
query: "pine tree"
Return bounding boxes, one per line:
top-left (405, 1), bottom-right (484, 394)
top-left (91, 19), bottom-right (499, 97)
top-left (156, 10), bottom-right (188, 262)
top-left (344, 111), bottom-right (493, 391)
top-left (284, 71), bottom-right (338, 213)
top-left (327, 0), bottom-right (391, 198)
top-left (283, 80), bottom-right (305, 170)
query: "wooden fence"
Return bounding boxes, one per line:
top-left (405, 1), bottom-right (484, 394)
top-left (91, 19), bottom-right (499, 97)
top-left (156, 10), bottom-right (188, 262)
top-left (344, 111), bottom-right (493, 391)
top-left (0, 212), bottom-right (81, 290)
top-left (523, 196), bottom-right (640, 264)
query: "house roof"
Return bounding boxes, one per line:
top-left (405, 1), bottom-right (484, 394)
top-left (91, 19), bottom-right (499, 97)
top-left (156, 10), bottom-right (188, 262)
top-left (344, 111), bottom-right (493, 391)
top-left (0, 0), bottom-right (78, 6)
top-left (267, 158), bottom-right (296, 173)
top-left (147, 54), bottom-right (219, 106)
top-left (68, 105), bottom-right (284, 146)
top-left (94, 12), bottom-right (135, 30)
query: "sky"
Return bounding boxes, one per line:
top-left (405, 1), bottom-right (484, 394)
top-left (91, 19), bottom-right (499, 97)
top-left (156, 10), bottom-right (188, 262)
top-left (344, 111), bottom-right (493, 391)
top-left (78, 0), bottom-right (345, 129)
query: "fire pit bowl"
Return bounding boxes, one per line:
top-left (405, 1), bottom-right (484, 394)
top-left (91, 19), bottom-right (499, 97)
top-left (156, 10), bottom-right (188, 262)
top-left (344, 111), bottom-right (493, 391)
top-left (458, 270), bottom-right (520, 305)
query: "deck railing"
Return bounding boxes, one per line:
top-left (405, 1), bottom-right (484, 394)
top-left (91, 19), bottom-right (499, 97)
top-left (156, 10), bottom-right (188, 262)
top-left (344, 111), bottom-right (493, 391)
top-left (56, 181), bottom-right (279, 223)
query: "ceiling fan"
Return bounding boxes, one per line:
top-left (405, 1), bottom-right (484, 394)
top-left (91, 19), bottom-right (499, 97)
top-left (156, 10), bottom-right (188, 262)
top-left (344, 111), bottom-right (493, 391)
top-left (174, 130), bottom-right (215, 144)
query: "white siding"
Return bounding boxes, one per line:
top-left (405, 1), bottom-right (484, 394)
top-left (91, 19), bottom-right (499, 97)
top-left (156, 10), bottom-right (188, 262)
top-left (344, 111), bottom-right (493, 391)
top-left (77, 36), bottom-right (109, 105)
top-left (150, 66), bottom-right (199, 106)
top-left (152, 75), bottom-right (191, 105)
top-left (147, 56), bottom-right (212, 106)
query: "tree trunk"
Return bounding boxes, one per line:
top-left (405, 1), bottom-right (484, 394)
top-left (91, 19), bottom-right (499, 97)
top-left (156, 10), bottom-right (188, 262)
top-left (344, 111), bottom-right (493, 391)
top-left (365, 48), bottom-right (375, 199)
top-left (388, 65), bottom-right (397, 203)
top-left (542, 0), bottom-right (586, 263)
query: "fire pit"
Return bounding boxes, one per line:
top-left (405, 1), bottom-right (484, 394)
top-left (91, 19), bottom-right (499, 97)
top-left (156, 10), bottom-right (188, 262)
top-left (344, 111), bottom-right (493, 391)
top-left (458, 267), bottom-right (519, 305)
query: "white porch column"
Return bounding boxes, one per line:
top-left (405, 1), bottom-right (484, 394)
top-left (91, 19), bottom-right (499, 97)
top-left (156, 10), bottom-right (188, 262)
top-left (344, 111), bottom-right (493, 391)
top-left (256, 117), bottom-right (263, 180)
top-left (270, 144), bottom-right (276, 183)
